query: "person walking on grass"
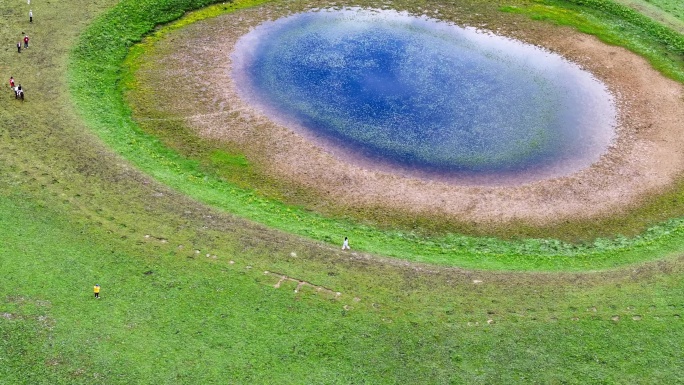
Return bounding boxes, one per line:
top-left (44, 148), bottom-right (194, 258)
top-left (29, 10), bottom-right (33, 23)
top-left (17, 42), bottom-right (21, 53)
top-left (94, 284), bottom-right (100, 299)
top-left (342, 236), bottom-right (350, 250)
top-left (9, 76), bottom-right (15, 88)
top-left (23, 35), bottom-right (29, 49)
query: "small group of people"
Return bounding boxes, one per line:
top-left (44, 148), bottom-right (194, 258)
top-left (9, 76), bottom-right (24, 100)
top-left (8, 4), bottom-right (32, 100)
top-left (16, 33), bottom-right (30, 53)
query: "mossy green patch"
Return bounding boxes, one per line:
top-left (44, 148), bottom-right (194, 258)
top-left (210, 150), bottom-right (250, 169)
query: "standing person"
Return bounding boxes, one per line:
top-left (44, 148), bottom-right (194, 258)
top-left (94, 284), bottom-right (100, 299)
top-left (23, 35), bottom-right (29, 49)
top-left (29, 10), bottom-right (33, 23)
top-left (9, 76), bottom-right (15, 88)
top-left (342, 236), bottom-right (350, 250)
top-left (17, 42), bottom-right (21, 53)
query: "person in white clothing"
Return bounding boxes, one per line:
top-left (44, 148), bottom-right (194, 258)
top-left (342, 237), bottom-right (350, 250)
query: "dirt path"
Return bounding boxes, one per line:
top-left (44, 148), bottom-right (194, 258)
top-left (132, 5), bottom-right (684, 227)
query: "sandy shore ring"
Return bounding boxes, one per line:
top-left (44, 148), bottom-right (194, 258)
top-left (134, 4), bottom-right (684, 227)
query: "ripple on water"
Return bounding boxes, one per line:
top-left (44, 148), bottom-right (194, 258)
top-left (231, 8), bottom-right (616, 181)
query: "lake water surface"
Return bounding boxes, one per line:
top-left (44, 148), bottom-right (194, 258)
top-left (231, 8), bottom-right (615, 180)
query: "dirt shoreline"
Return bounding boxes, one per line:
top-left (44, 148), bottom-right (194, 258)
top-left (134, 4), bottom-right (684, 227)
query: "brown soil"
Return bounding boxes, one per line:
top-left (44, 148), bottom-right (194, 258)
top-left (132, 4), bottom-right (684, 227)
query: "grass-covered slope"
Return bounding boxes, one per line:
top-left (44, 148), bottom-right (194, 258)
top-left (1, 189), bottom-right (683, 383)
top-left (0, 0), bottom-right (682, 382)
top-left (610, 0), bottom-right (684, 33)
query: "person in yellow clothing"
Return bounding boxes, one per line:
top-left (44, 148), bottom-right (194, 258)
top-left (94, 284), bottom-right (100, 299)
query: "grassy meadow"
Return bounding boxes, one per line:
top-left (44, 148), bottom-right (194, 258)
top-left (614, 0), bottom-right (684, 32)
top-left (0, 0), bottom-right (683, 383)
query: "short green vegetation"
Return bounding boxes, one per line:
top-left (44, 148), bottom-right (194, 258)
top-left (643, 0), bottom-right (684, 20)
top-left (503, 0), bottom-right (684, 79)
top-left (0, 0), bottom-right (682, 382)
top-left (1, 190), bottom-right (682, 383)
top-left (613, 0), bottom-right (684, 33)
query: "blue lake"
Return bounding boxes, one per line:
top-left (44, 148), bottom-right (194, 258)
top-left (231, 9), bottom-right (615, 178)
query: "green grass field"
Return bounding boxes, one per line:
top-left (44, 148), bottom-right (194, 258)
top-left (614, 0), bottom-right (684, 32)
top-left (1, 0), bottom-right (683, 383)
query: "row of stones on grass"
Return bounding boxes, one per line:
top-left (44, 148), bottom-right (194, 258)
top-left (463, 310), bottom-right (683, 326)
top-left (140, 234), bottom-right (684, 321)
top-left (142, 233), bottom-right (355, 301)
top-left (463, 307), bottom-right (683, 325)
